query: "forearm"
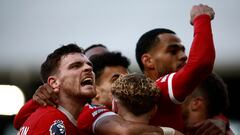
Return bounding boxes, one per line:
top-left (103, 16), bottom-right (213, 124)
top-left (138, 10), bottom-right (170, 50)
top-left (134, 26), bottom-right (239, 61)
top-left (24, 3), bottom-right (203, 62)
top-left (94, 115), bottom-right (164, 135)
top-left (189, 14), bottom-right (215, 74)
top-left (173, 15), bottom-right (215, 101)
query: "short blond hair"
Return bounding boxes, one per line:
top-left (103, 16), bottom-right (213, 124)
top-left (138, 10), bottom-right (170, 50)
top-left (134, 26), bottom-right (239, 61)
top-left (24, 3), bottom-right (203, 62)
top-left (111, 73), bottom-right (161, 116)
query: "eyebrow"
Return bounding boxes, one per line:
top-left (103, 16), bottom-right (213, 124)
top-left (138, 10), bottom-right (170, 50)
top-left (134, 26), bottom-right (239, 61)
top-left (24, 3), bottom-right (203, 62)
top-left (167, 44), bottom-right (185, 51)
top-left (68, 61), bottom-right (83, 68)
top-left (86, 61), bottom-right (93, 67)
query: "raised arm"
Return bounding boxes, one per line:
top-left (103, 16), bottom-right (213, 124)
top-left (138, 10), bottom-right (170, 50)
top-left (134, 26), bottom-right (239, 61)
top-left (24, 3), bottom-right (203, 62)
top-left (156, 4), bottom-right (215, 103)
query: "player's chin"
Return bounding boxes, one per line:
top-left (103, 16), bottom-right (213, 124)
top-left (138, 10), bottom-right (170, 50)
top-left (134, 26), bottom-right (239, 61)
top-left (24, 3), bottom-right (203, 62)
top-left (80, 88), bottom-right (96, 98)
top-left (176, 63), bottom-right (186, 71)
top-left (175, 66), bottom-right (182, 71)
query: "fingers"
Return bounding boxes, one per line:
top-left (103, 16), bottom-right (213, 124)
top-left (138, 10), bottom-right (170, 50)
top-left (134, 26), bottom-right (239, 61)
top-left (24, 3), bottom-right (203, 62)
top-left (44, 84), bottom-right (59, 104)
top-left (45, 99), bottom-right (58, 108)
top-left (33, 85), bottom-right (48, 106)
top-left (33, 93), bottom-right (47, 106)
top-left (190, 4), bottom-right (215, 25)
top-left (44, 83), bottom-right (59, 105)
top-left (33, 94), bottom-right (58, 108)
top-left (201, 4), bottom-right (215, 20)
top-left (32, 84), bottom-right (59, 107)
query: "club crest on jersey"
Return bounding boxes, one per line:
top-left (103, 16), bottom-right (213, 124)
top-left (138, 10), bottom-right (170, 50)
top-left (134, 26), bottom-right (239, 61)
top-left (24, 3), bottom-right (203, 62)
top-left (49, 120), bottom-right (66, 135)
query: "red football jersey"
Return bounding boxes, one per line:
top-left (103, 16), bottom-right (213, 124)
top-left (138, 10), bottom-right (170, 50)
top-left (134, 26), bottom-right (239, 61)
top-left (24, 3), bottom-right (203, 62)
top-left (14, 14), bottom-right (215, 133)
top-left (18, 106), bottom-right (78, 135)
top-left (151, 15), bottom-right (215, 131)
top-left (77, 103), bottom-right (116, 134)
top-left (14, 99), bottom-right (40, 130)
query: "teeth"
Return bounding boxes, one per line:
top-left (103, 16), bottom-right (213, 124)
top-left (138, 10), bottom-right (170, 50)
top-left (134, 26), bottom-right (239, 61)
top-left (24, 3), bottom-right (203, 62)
top-left (81, 77), bottom-right (93, 86)
top-left (83, 78), bottom-right (92, 82)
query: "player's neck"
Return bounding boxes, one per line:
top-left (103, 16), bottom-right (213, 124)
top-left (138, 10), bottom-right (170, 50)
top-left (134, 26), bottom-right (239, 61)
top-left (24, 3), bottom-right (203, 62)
top-left (121, 112), bottom-right (150, 125)
top-left (58, 95), bottom-right (86, 120)
top-left (118, 107), bottom-right (150, 125)
top-left (144, 70), bottom-right (159, 81)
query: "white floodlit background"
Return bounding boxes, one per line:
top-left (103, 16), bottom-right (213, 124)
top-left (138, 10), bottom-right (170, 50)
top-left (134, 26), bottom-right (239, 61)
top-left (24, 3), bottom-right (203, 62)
top-left (0, 85), bottom-right (25, 115)
top-left (0, 0), bottom-right (239, 134)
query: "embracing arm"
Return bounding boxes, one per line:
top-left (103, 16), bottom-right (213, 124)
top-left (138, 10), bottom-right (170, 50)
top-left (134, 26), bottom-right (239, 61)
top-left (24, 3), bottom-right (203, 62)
top-left (13, 99), bottom-right (40, 130)
top-left (94, 115), bottom-right (164, 135)
top-left (13, 84), bottom-right (58, 130)
top-left (78, 104), bottom-right (182, 135)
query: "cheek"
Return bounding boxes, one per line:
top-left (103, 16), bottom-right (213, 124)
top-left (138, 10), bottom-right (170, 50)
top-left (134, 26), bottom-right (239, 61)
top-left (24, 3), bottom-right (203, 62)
top-left (62, 75), bottom-right (81, 89)
top-left (154, 54), bottom-right (170, 65)
top-left (181, 106), bottom-right (189, 121)
top-left (99, 83), bottom-right (110, 95)
top-left (155, 57), bottom-right (172, 71)
top-left (103, 84), bottom-right (112, 96)
top-left (103, 83), bottom-right (113, 101)
top-left (181, 101), bottom-right (191, 119)
top-left (162, 56), bottom-right (178, 69)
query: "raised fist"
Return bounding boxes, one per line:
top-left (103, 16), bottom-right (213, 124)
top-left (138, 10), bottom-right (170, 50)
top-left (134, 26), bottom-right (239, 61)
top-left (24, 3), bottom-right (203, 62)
top-left (190, 4), bottom-right (215, 25)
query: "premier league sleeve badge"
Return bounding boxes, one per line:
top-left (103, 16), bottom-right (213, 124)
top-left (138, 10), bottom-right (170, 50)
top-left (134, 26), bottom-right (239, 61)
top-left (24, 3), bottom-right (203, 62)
top-left (49, 120), bottom-right (66, 135)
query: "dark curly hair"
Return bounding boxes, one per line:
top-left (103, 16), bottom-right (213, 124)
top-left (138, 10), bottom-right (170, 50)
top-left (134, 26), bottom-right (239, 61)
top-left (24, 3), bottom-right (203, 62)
top-left (90, 51), bottom-right (130, 84)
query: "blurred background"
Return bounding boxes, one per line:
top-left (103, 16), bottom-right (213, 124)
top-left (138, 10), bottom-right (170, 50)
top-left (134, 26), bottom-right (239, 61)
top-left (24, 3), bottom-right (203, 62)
top-left (0, 0), bottom-right (239, 134)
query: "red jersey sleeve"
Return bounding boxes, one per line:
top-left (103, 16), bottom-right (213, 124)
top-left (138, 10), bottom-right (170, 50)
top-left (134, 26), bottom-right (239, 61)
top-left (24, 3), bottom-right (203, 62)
top-left (77, 104), bottom-right (116, 134)
top-left (14, 99), bottom-right (40, 130)
top-left (156, 15), bottom-right (215, 103)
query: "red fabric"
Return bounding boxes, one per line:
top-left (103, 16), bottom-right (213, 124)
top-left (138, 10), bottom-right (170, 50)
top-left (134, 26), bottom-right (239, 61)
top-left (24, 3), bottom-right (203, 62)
top-left (13, 14), bottom-right (215, 133)
top-left (77, 104), bottom-right (113, 134)
top-left (151, 15), bottom-right (215, 131)
top-left (18, 106), bottom-right (78, 135)
top-left (14, 99), bottom-right (40, 130)
top-left (14, 101), bottom-right (114, 134)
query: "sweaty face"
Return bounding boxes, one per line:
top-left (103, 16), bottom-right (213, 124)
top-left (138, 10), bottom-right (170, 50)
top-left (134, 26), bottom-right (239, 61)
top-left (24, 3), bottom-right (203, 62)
top-left (95, 66), bottom-right (128, 109)
top-left (150, 33), bottom-right (187, 77)
top-left (57, 53), bottom-right (96, 99)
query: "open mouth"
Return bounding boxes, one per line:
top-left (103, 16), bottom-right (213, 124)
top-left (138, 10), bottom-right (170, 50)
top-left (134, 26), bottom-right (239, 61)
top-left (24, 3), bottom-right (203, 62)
top-left (81, 78), bottom-right (93, 86)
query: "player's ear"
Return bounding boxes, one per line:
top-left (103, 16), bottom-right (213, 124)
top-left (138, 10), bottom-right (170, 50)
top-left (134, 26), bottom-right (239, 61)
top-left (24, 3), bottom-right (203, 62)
top-left (112, 98), bottom-right (118, 113)
top-left (190, 97), bottom-right (204, 111)
top-left (47, 76), bottom-right (60, 93)
top-left (142, 53), bottom-right (154, 69)
top-left (150, 105), bottom-right (158, 118)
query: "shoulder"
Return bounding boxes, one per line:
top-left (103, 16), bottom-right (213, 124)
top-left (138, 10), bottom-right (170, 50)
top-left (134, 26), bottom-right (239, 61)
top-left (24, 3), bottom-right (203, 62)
top-left (21, 106), bottom-right (72, 134)
top-left (35, 106), bottom-right (70, 126)
top-left (78, 104), bottom-right (116, 133)
top-left (155, 73), bottom-right (176, 94)
top-left (81, 104), bottom-right (109, 114)
top-left (38, 106), bottom-right (66, 119)
top-left (78, 104), bottom-right (110, 122)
